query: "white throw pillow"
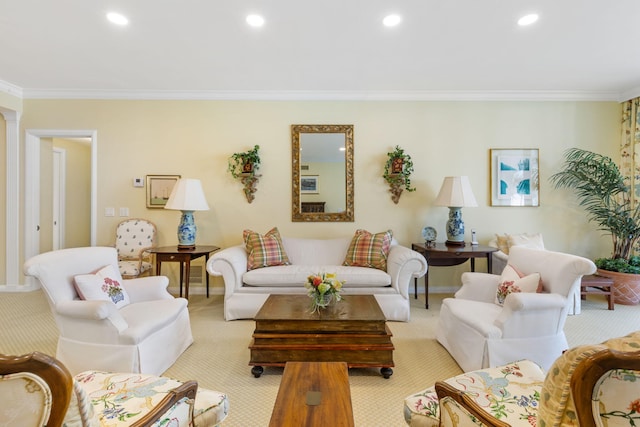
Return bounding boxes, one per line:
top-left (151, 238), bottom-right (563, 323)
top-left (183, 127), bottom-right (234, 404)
top-left (495, 264), bottom-right (541, 306)
top-left (74, 265), bottom-right (130, 308)
top-left (507, 233), bottom-right (544, 250)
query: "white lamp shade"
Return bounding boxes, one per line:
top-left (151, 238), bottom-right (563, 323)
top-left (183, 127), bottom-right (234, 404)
top-left (434, 176), bottom-right (478, 208)
top-left (164, 179), bottom-right (210, 211)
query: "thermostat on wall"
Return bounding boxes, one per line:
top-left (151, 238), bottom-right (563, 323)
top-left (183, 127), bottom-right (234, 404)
top-left (133, 177), bottom-right (144, 187)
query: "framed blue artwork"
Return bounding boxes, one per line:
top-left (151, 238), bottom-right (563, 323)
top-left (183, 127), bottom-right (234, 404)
top-left (490, 149), bottom-right (539, 207)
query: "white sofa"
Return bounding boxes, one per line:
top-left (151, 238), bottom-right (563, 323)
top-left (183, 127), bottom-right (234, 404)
top-left (206, 236), bottom-right (428, 321)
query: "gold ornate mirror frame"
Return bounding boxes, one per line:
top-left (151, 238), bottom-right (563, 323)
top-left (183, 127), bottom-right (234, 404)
top-left (292, 124), bottom-right (354, 222)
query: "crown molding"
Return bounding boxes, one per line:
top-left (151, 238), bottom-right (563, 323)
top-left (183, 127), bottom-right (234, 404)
top-left (19, 88), bottom-right (624, 102)
top-left (0, 80), bottom-right (24, 98)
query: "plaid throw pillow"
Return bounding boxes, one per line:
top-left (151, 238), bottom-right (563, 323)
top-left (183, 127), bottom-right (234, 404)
top-left (343, 229), bottom-right (393, 271)
top-left (243, 227), bottom-right (291, 271)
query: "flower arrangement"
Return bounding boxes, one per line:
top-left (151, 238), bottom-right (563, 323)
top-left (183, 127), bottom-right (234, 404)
top-left (102, 277), bottom-right (125, 304)
top-left (305, 272), bottom-right (344, 312)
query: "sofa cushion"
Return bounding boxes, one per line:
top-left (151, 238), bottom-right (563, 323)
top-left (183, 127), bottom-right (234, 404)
top-left (343, 229), bottom-right (392, 271)
top-left (243, 265), bottom-right (391, 287)
top-left (74, 264), bottom-right (130, 308)
top-left (243, 227), bottom-right (291, 271)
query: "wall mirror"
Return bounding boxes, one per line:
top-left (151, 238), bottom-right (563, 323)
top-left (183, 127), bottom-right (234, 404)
top-left (292, 124), bottom-right (354, 222)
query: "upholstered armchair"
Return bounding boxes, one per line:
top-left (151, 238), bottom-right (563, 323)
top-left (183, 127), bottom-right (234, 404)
top-left (115, 218), bottom-right (157, 278)
top-left (0, 351), bottom-right (229, 427)
top-left (23, 246), bottom-right (193, 375)
top-left (436, 246), bottom-right (596, 372)
top-left (404, 331), bottom-right (640, 427)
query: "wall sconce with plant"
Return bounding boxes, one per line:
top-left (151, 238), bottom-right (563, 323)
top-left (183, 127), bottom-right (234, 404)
top-left (383, 145), bottom-right (416, 204)
top-left (228, 144), bottom-right (261, 203)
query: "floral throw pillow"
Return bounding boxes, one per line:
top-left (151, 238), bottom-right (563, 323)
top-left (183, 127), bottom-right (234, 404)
top-left (343, 229), bottom-right (393, 271)
top-left (243, 227), bottom-right (291, 271)
top-left (74, 264), bottom-right (130, 308)
top-left (495, 264), bottom-right (541, 306)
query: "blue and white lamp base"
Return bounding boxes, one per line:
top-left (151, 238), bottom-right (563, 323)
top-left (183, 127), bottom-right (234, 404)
top-left (177, 210), bottom-right (197, 249)
top-left (445, 207), bottom-right (466, 246)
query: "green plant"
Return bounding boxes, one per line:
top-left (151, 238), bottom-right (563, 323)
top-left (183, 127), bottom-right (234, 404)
top-left (550, 147), bottom-right (640, 272)
top-left (383, 145), bottom-right (416, 192)
top-left (228, 145), bottom-right (261, 179)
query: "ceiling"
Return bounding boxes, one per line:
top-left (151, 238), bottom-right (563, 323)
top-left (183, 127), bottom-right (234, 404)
top-left (2, 0), bottom-right (640, 101)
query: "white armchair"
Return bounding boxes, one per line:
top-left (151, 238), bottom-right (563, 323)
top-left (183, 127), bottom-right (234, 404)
top-left (23, 246), bottom-right (193, 375)
top-left (436, 246), bottom-right (596, 372)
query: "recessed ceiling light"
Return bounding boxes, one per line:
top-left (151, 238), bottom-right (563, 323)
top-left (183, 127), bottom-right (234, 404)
top-left (518, 13), bottom-right (539, 26)
top-left (246, 14), bottom-right (265, 27)
top-left (383, 14), bottom-right (401, 27)
top-left (107, 12), bottom-right (129, 26)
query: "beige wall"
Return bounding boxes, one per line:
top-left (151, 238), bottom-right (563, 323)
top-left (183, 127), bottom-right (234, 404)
top-left (0, 115), bottom-right (5, 278)
top-left (10, 99), bottom-right (621, 291)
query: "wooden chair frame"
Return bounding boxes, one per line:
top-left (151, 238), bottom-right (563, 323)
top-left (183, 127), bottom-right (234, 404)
top-left (0, 352), bottom-right (73, 427)
top-left (571, 349), bottom-right (640, 427)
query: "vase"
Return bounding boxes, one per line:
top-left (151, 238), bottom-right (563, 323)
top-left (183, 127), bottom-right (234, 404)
top-left (310, 293), bottom-right (333, 313)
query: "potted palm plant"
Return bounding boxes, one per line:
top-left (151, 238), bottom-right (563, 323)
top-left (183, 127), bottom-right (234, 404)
top-left (383, 145), bottom-right (416, 204)
top-left (550, 147), bottom-right (640, 304)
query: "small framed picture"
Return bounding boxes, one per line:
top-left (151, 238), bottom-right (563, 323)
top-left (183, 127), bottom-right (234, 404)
top-left (146, 175), bottom-right (181, 208)
top-left (300, 175), bottom-right (319, 194)
top-left (490, 149), bottom-right (539, 207)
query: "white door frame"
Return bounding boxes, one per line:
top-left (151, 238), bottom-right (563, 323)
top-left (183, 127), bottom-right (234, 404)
top-left (24, 129), bottom-right (97, 286)
top-left (52, 147), bottom-right (66, 250)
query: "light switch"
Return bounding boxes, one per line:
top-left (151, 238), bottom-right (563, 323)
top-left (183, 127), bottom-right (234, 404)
top-left (105, 207), bottom-right (115, 217)
top-left (133, 177), bottom-right (144, 187)
top-left (119, 207), bottom-right (129, 217)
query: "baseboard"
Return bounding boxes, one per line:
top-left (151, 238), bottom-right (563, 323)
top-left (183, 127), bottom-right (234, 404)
top-left (167, 286), bottom-right (225, 296)
top-left (0, 283), bottom-right (41, 293)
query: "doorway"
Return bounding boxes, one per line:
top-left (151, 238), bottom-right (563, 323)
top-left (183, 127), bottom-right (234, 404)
top-left (24, 130), bottom-right (97, 281)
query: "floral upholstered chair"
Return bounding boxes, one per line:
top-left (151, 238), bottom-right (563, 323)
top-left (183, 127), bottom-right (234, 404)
top-left (403, 331), bottom-right (640, 427)
top-left (0, 352), bottom-right (229, 427)
top-left (115, 218), bottom-right (157, 279)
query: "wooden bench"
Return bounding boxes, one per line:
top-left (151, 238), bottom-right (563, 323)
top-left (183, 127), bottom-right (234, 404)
top-left (581, 274), bottom-right (614, 310)
top-left (269, 362), bottom-right (354, 427)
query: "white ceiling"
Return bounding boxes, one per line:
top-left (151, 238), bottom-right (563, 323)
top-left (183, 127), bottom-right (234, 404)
top-left (2, 0), bottom-right (640, 101)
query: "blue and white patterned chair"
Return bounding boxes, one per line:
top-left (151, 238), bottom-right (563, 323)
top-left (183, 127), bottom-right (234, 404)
top-left (115, 218), bottom-right (157, 279)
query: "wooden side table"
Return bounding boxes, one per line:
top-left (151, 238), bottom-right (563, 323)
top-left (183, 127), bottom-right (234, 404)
top-left (581, 274), bottom-right (615, 310)
top-left (411, 243), bottom-right (497, 308)
top-left (148, 245), bottom-right (220, 299)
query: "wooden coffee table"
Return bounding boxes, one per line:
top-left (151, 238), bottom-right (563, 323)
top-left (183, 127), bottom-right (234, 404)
top-left (269, 362), bottom-right (354, 427)
top-left (249, 294), bottom-right (394, 378)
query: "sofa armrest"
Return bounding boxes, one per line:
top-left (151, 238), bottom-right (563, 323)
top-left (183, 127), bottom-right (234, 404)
top-left (386, 245), bottom-right (427, 299)
top-left (123, 276), bottom-right (172, 302)
top-left (206, 245), bottom-right (247, 298)
top-left (495, 292), bottom-right (568, 338)
top-left (56, 300), bottom-right (128, 332)
top-left (455, 272), bottom-right (501, 303)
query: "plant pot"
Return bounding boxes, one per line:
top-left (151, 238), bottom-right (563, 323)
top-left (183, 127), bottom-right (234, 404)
top-left (596, 268), bottom-right (640, 305)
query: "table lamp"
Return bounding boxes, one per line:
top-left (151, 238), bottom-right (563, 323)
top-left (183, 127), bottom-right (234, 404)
top-left (164, 178), bottom-right (210, 249)
top-left (434, 176), bottom-right (478, 246)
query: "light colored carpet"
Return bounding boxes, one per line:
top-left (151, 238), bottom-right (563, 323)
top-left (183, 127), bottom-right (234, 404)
top-left (1, 290), bottom-right (639, 426)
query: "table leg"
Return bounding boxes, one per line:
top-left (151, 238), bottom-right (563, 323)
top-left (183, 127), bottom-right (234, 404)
top-left (414, 278), bottom-right (417, 299)
top-left (424, 271), bottom-right (430, 309)
top-left (179, 262), bottom-right (184, 298)
top-left (205, 254), bottom-right (210, 298)
top-left (470, 258), bottom-right (476, 272)
top-left (487, 254), bottom-right (493, 274)
top-left (184, 259), bottom-right (190, 300)
top-left (155, 259), bottom-right (161, 276)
